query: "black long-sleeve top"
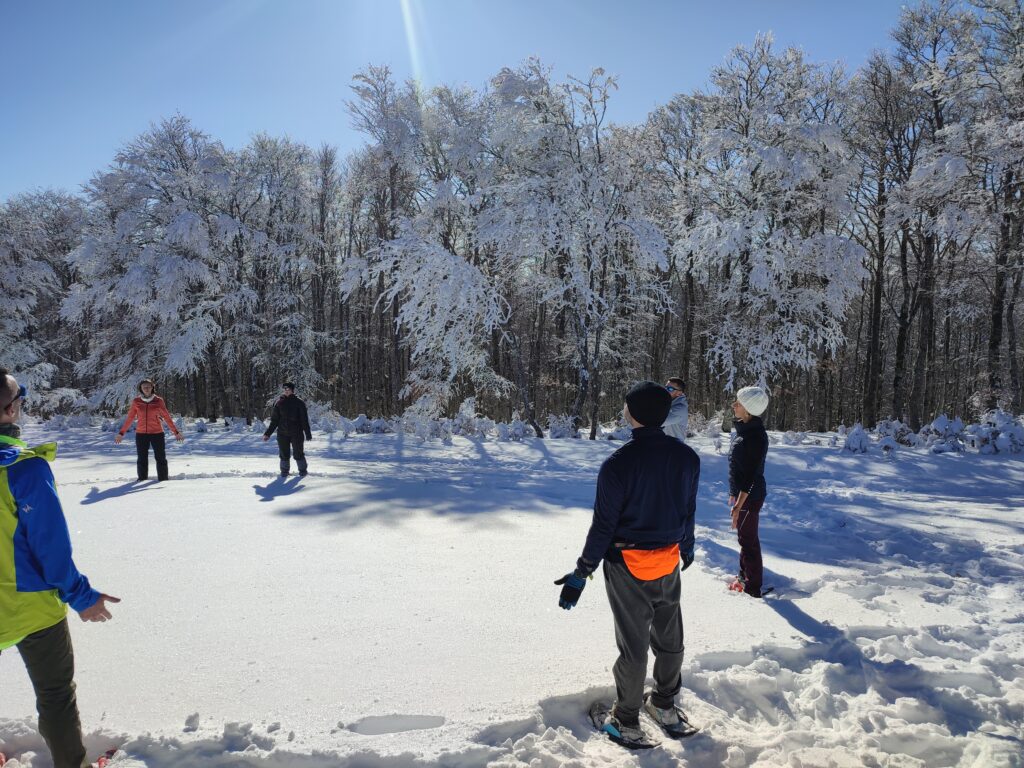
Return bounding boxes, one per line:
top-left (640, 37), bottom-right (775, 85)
top-left (264, 395), bottom-right (312, 440)
top-left (578, 426), bottom-right (700, 575)
top-left (728, 416), bottom-right (768, 501)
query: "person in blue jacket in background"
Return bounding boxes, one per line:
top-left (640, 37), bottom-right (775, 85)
top-left (0, 367), bottom-right (120, 768)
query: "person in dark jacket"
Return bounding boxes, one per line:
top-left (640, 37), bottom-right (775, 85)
top-left (728, 385), bottom-right (770, 598)
top-left (262, 382), bottom-right (312, 477)
top-left (555, 381), bottom-right (701, 746)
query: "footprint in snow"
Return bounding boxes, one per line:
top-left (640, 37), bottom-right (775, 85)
top-left (346, 714), bottom-right (446, 735)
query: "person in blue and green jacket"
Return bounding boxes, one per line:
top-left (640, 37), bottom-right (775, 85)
top-left (0, 367), bottom-right (120, 768)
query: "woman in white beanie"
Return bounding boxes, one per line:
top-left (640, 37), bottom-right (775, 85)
top-left (728, 385), bottom-right (770, 597)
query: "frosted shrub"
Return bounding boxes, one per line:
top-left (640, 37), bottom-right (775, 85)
top-left (782, 431), bottom-right (807, 446)
top-left (843, 423), bottom-right (870, 453)
top-left (606, 419), bottom-right (633, 441)
top-left (101, 419), bottom-right (115, 432)
top-left (497, 418), bottom-right (528, 442)
top-left (547, 414), bottom-right (579, 439)
top-left (350, 414), bottom-right (369, 432)
top-left (251, 418), bottom-right (266, 434)
top-left (305, 401), bottom-right (343, 433)
top-left (475, 417), bottom-right (496, 438)
top-left (452, 398), bottom-right (482, 437)
top-left (879, 435), bottom-right (898, 457)
top-left (174, 416), bottom-right (185, 435)
top-left (194, 419), bottom-right (208, 433)
top-left (875, 418), bottom-right (917, 446)
top-left (920, 414), bottom-right (964, 454)
top-left (48, 414), bottom-right (94, 430)
top-left (963, 409), bottom-right (1024, 454)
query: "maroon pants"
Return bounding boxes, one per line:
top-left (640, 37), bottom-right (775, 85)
top-left (736, 498), bottom-right (765, 593)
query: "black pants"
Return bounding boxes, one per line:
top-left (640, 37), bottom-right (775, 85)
top-left (736, 498), bottom-right (765, 593)
top-left (136, 432), bottom-right (167, 481)
top-left (277, 433), bottom-right (307, 475)
top-left (603, 561), bottom-right (684, 722)
top-left (11, 619), bottom-right (87, 768)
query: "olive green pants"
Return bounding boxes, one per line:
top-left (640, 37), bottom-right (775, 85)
top-left (11, 619), bottom-right (88, 768)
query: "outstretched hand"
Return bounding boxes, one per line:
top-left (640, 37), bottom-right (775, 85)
top-left (114, 434), bottom-right (123, 445)
top-left (554, 571), bottom-right (587, 610)
top-left (78, 593), bottom-right (121, 622)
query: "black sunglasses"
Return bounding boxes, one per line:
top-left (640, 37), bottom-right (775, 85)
top-left (2, 384), bottom-right (27, 411)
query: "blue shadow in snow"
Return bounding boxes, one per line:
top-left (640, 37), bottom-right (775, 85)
top-left (254, 475), bottom-right (305, 502)
top-left (80, 481), bottom-right (159, 505)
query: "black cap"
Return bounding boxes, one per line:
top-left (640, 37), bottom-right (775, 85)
top-left (283, 382), bottom-right (295, 391)
top-left (625, 381), bottom-right (672, 427)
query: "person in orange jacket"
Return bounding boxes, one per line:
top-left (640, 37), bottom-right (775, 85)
top-left (114, 378), bottom-right (184, 481)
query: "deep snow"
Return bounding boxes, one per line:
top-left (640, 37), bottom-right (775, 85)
top-left (1, 424), bottom-right (1022, 768)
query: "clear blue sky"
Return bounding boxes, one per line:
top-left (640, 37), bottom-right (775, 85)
top-left (0, 0), bottom-right (907, 201)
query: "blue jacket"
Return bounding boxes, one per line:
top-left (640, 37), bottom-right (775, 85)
top-left (578, 426), bottom-right (700, 574)
top-left (1, 436), bottom-right (98, 648)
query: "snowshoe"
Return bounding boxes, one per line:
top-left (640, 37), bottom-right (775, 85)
top-left (642, 692), bottom-right (700, 738)
top-left (95, 748), bottom-right (118, 767)
top-left (728, 578), bottom-right (745, 592)
top-left (0, 751), bottom-right (6, 766)
top-left (588, 700), bottom-right (656, 749)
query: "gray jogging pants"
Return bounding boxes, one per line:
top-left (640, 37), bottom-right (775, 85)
top-left (603, 560), bottom-right (684, 721)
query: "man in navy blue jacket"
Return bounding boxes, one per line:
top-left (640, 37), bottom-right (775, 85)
top-left (556, 381), bottom-right (700, 745)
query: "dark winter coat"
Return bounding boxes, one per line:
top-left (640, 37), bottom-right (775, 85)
top-left (728, 416), bottom-right (768, 502)
top-left (578, 426), bottom-right (700, 575)
top-left (264, 396), bottom-right (311, 440)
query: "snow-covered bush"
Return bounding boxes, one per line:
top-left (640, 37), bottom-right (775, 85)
top-left (963, 409), bottom-right (1024, 454)
top-left (920, 414), bottom-right (964, 454)
top-left (782, 431), bottom-right (807, 446)
top-left (843, 423), bottom-right (870, 453)
top-left (497, 418), bottom-right (528, 442)
top-left (194, 419), bottom-right (208, 433)
top-left (101, 418), bottom-right (116, 432)
top-left (451, 398), bottom-right (494, 437)
top-left (251, 418), bottom-right (266, 434)
top-left (547, 414), bottom-right (579, 439)
top-left (875, 418), bottom-right (919, 447)
top-left (48, 413), bottom-right (94, 430)
top-left (304, 401), bottom-right (344, 433)
top-left (879, 435), bottom-right (898, 457)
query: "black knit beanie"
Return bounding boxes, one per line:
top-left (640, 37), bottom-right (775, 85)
top-left (625, 381), bottom-right (672, 427)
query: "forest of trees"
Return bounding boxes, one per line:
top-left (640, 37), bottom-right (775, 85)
top-left (2, 0), bottom-right (1022, 436)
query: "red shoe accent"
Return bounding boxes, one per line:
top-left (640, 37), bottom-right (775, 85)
top-left (95, 747), bottom-right (118, 767)
top-left (729, 579), bottom-right (745, 592)
top-left (1, 751), bottom-right (7, 766)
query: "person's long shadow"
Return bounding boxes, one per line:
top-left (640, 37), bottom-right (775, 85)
top-left (254, 475), bottom-right (304, 502)
top-left (81, 480), bottom-right (159, 505)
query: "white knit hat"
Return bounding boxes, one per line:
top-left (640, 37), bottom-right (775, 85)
top-left (736, 386), bottom-right (770, 417)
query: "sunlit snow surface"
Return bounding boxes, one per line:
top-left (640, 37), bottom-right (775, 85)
top-left (1, 425), bottom-right (1022, 767)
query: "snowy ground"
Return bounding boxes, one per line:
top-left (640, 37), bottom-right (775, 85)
top-left (1, 424), bottom-right (1022, 768)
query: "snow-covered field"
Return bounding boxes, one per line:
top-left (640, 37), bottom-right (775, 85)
top-left (1, 424), bottom-right (1022, 768)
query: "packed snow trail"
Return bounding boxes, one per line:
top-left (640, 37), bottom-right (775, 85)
top-left (1, 427), bottom-right (1022, 767)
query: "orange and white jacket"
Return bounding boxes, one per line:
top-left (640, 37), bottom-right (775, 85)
top-left (118, 395), bottom-right (180, 437)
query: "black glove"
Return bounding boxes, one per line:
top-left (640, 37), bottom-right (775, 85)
top-left (554, 571), bottom-right (587, 610)
top-left (681, 547), bottom-right (694, 572)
